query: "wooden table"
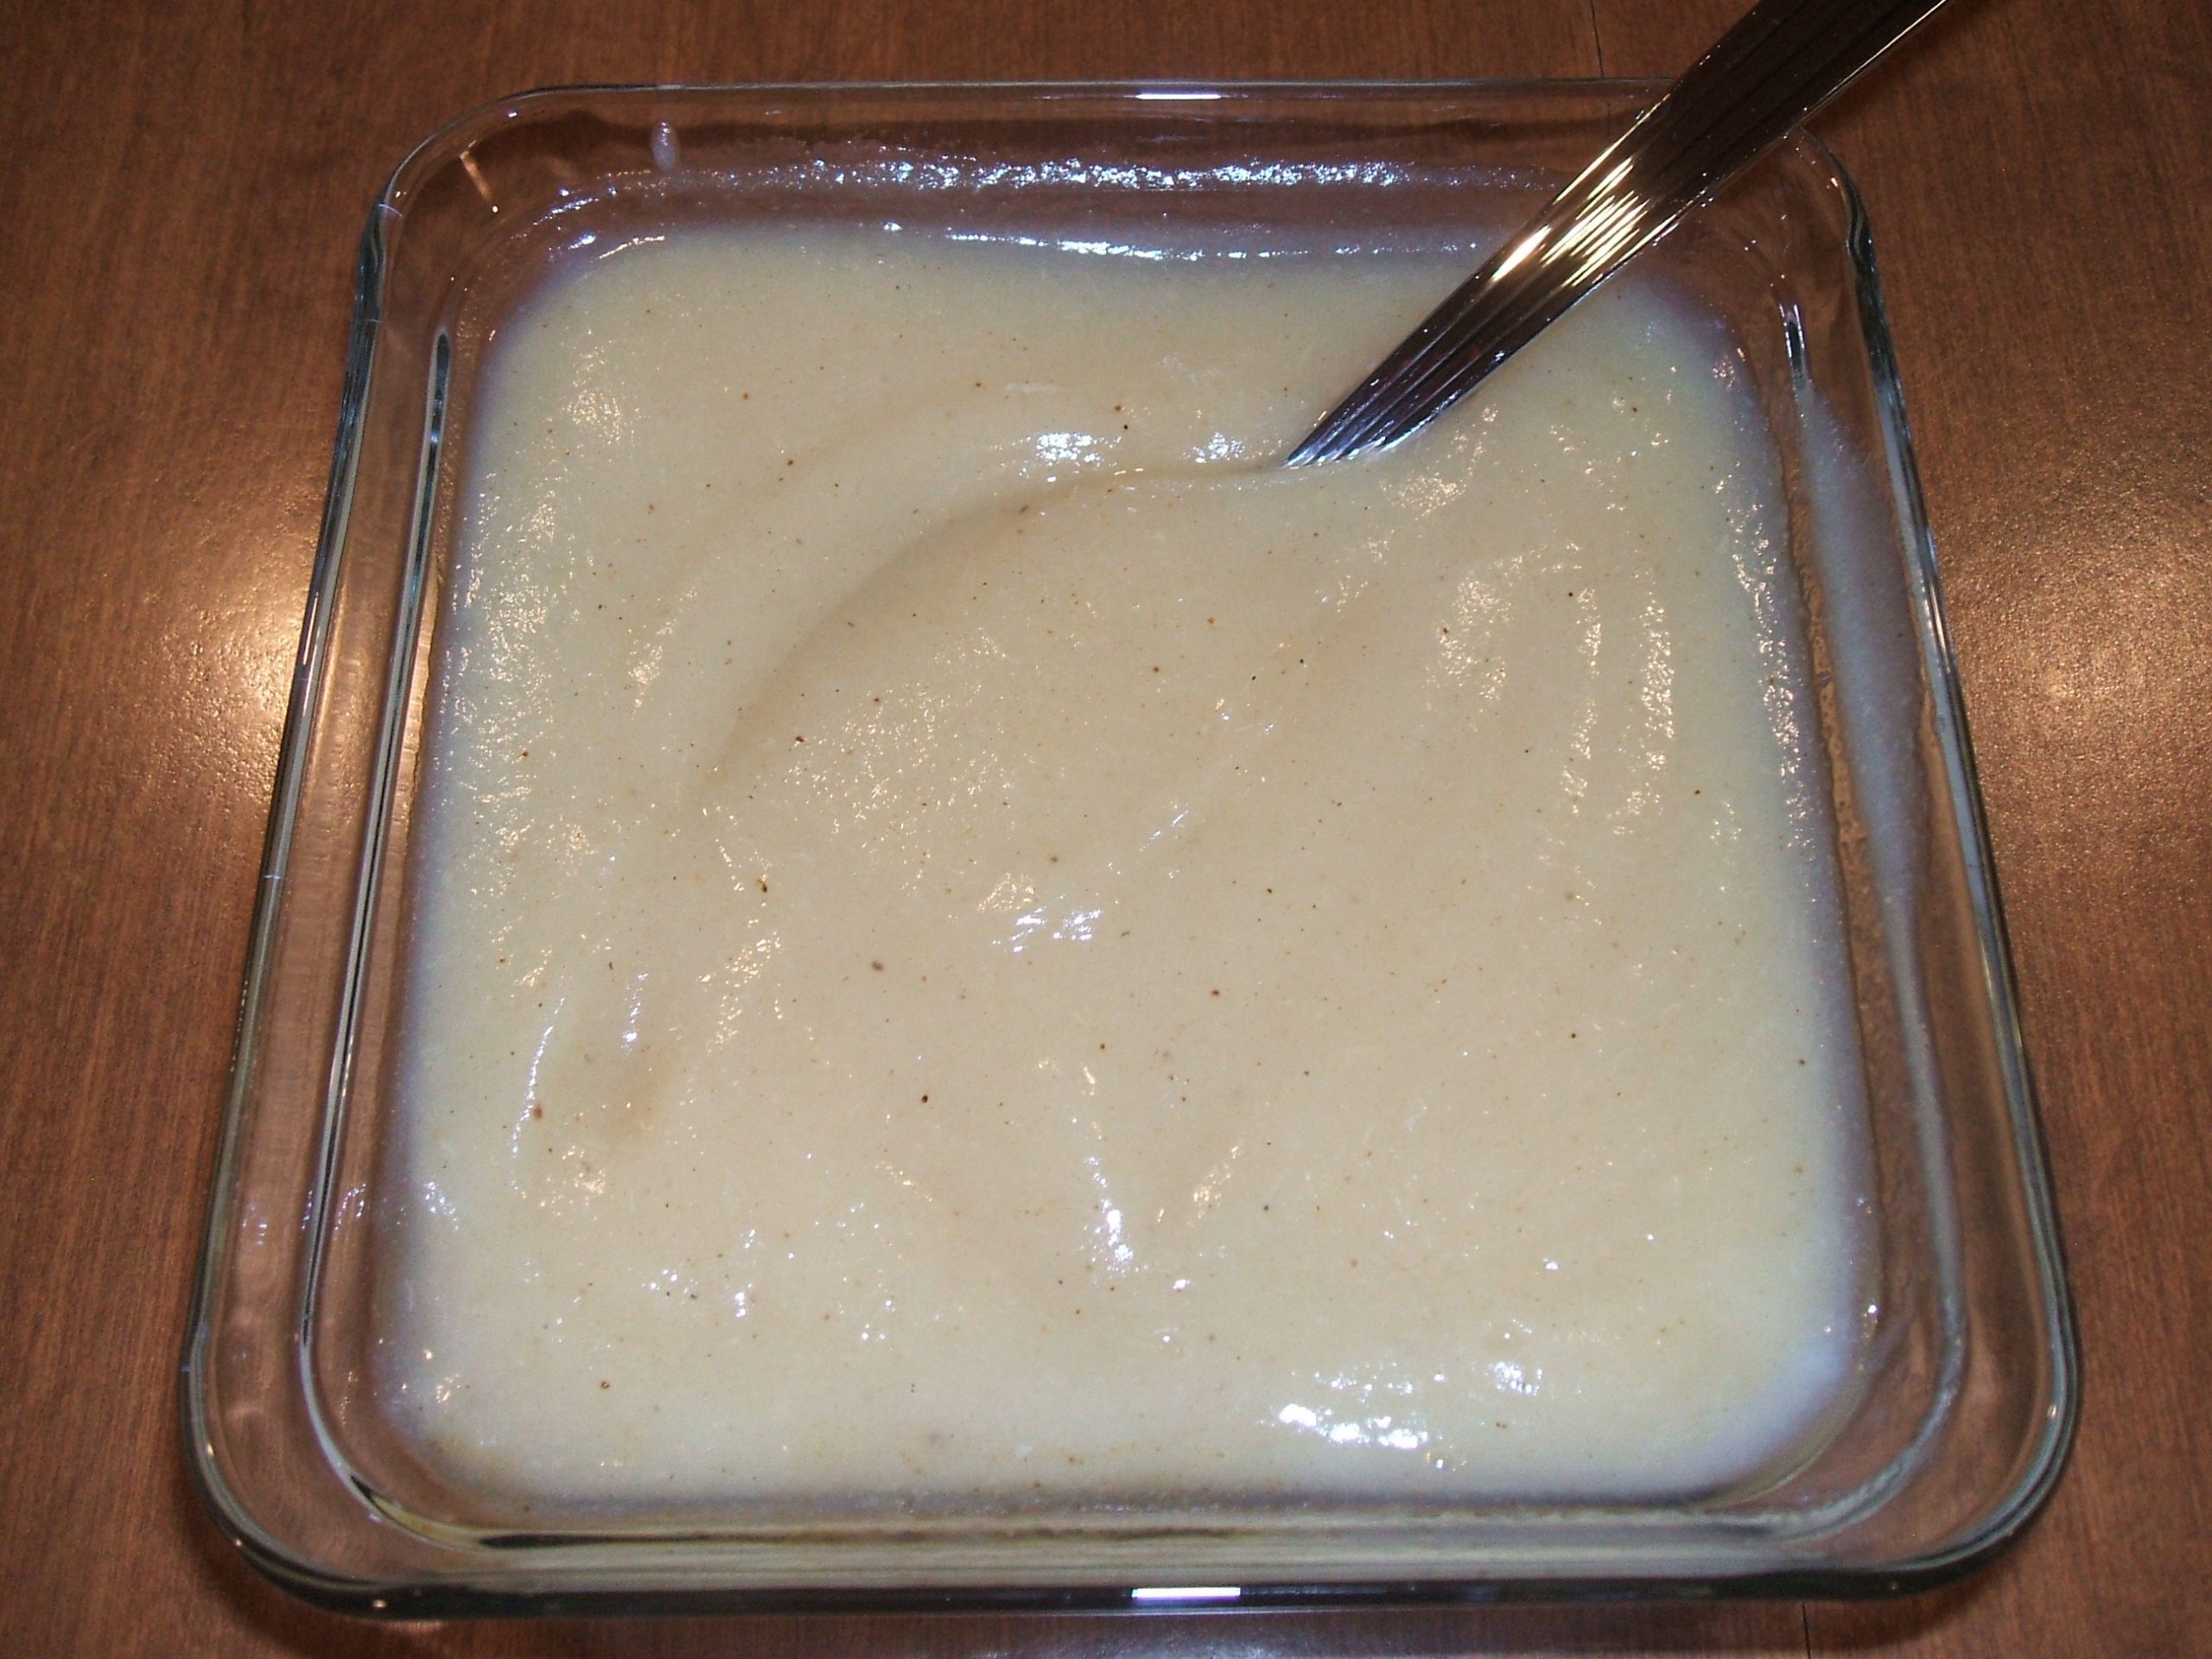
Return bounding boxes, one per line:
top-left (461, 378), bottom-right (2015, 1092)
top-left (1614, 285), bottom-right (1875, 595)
top-left (3, 0), bottom-right (2205, 1652)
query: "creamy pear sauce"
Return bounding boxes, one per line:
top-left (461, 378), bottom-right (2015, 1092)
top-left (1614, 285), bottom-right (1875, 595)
top-left (381, 223), bottom-right (1867, 1510)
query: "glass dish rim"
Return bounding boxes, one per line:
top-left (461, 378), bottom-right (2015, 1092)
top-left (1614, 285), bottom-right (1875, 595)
top-left (181, 76), bottom-right (2078, 1618)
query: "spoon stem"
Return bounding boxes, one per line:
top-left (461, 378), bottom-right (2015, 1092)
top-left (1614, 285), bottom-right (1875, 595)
top-left (1287, 0), bottom-right (1954, 466)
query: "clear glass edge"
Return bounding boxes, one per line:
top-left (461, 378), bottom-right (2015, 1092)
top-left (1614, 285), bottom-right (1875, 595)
top-left (1820, 130), bottom-right (2080, 1568)
top-left (180, 200), bottom-right (395, 1593)
top-left (177, 79), bottom-right (2080, 1617)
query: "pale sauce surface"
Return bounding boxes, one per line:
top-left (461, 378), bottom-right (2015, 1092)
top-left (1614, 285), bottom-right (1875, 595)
top-left (382, 226), bottom-right (1866, 1509)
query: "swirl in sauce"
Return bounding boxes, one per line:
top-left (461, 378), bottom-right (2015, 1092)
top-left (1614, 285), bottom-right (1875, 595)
top-left (381, 224), bottom-right (1866, 1510)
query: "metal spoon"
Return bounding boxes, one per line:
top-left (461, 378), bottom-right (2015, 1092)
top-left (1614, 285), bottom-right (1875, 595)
top-left (1286, 0), bottom-right (1954, 466)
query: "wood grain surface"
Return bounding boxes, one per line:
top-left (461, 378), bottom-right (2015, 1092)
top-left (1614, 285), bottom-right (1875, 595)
top-left (1, 0), bottom-right (2204, 1653)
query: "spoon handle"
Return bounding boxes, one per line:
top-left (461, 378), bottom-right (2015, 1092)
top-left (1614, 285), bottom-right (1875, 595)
top-left (1287, 0), bottom-right (1954, 466)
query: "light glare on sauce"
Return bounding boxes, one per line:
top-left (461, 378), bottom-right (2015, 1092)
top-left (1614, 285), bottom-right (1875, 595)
top-left (382, 226), bottom-right (1867, 1509)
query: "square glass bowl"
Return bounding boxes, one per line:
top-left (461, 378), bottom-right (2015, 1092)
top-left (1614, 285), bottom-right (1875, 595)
top-left (183, 82), bottom-right (2075, 1615)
